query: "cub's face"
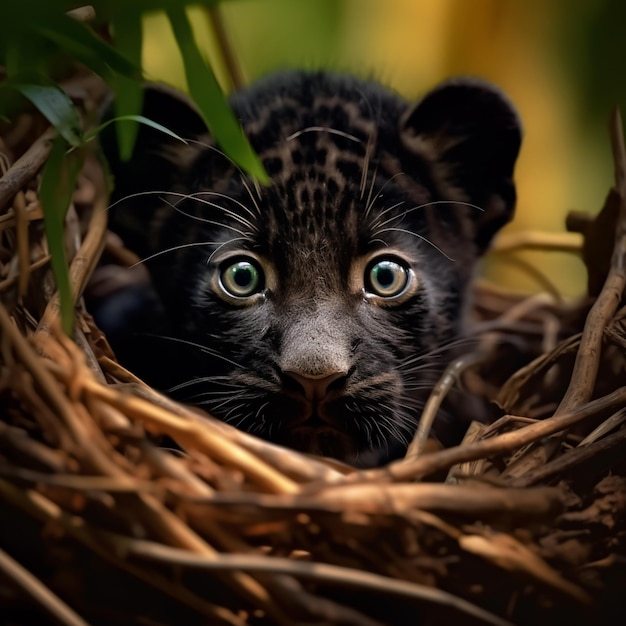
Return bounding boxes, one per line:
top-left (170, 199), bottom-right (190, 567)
top-left (100, 72), bottom-right (521, 466)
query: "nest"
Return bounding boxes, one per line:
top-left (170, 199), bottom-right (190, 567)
top-left (1, 72), bottom-right (626, 626)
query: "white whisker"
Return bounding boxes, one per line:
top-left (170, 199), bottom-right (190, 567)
top-left (130, 241), bottom-right (221, 267)
top-left (206, 237), bottom-right (249, 264)
top-left (161, 197), bottom-right (250, 238)
top-left (364, 172), bottom-right (406, 220)
top-left (183, 191), bottom-right (259, 229)
top-left (363, 163), bottom-right (379, 211)
top-left (372, 227), bottom-right (455, 261)
top-left (185, 138), bottom-right (265, 213)
top-left (139, 334), bottom-right (247, 370)
top-left (368, 200), bottom-right (406, 229)
top-left (286, 127), bottom-right (362, 143)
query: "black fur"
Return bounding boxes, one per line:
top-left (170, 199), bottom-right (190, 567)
top-left (95, 71), bottom-right (521, 466)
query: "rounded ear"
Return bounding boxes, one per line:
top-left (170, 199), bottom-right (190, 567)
top-left (400, 78), bottom-right (522, 250)
top-left (99, 84), bottom-right (210, 256)
top-left (99, 83), bottom-right (208, 196)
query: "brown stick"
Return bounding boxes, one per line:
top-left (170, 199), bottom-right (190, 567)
top-left (0, 127), bottom-right (56, 213)
top-left (0, 254), bottom-right (51, 292)
top-left (353, 387), bottom-right (626, 483)
top-left (81, 376), bottom-right (301, 495)
top-left (557, 109), bottom-right (626, 414)
top-left (492, 230), bottom-right (582, 254)
top-left (0, 480), bottom-right (245, 626)
top-left (207, 5), bottom-right (245, 90)
top-left (187, 482), bottom-right (563, 525)
top-left (502, 110), bottom-right (626, 479)
top-left (1, 320), bottom-right (294, 624)
top-left (102, 536), bottom-right (514, 626)
top-left (36, 158), bottom-right (108, 336)
top-left (405, 351), bottom-right (485, 458)
top-left (0, 547), bottom-right (89, 626)
top-left (511, 426), bottom-right (626, 488)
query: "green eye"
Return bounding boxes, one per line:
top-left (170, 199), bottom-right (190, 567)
top-left (366, 259), bottom-right (410, 298)
top-left (219, 259), bottom-right (263, 298)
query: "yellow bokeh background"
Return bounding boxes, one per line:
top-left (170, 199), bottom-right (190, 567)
top-left (141, 0), bottom-right (620, 297)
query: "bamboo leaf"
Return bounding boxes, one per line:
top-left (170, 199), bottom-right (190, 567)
top-left (33, 10), bottom-right (142, 83)
top-left (4, 72), bottom-right (83, 147)
top-left (166, 5), bottom-right (269, 183)
top-left (111, 3), bottom-right (144, 160)
top-left (0, 2), bottom-right (140, 81)
top-left (86, 114), bottom-right (188, 144)
top-left (39, 137), bottom-right (83, 335)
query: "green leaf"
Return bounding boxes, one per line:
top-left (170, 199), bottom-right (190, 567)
top-left (39, 137), bottom-right (84, 335)
top-left (1, 15), bottom-right (52, 77)
top-left (91, 0), bottom-right (224, 13)
top-left (111, 3), bottom-right (144, 160)
top-left (0, 2), bottom-right (141, 82)
top-left (86, 114), bottom-right (188, 144)
top-left (166, 5), bottom-right (269, 184)
top-left (5, 72), bottom-right (82, 147)
top-left (33, 10), bottom-right (142, 83)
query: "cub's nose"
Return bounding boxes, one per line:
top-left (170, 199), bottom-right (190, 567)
top-left (282, 370), bottom-right (349, 402)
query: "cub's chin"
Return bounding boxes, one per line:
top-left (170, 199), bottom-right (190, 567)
top-left (276, 424), bottom-right (402, 468)
top-left (279, 424), bottom-right (356, 458)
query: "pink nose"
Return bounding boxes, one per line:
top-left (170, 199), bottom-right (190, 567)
top-left (282, 370), bottom-right (348, 402)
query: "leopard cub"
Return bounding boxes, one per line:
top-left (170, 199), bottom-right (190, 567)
top-left (97, 71), bottom-right (521, 467)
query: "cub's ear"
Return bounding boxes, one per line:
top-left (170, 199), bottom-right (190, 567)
top-left (100, 83), bottom-right (208, 197)
top-left (400, 78), bottom-right (522, 250)
top-left (99, 84), bottom-right (209, 255)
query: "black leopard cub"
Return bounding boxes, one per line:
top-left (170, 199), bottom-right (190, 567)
top-left (96, 71), bottom-right (521, 467)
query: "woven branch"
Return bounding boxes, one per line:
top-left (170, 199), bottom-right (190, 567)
top-left (1, 67), bottom-right (625, 626)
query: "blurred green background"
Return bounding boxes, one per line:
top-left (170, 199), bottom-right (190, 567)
top-left (140, 0), bottom-right (626, 297)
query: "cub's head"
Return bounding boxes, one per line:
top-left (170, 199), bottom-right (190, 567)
top-left (99, 71), bottom-right (521, 466)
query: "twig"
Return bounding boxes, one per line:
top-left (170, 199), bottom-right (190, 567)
top-left (0, 547), bottom-right (89, 626)
top-left (479, 291), bottom-right (559, 363)
top-left (503, 110), bottom-right (626, 479)
top-left (446, 420), bottom-right (487, 480)
top-left (496, 333), bottom-right (582, 412)
top-left (143, 445), bottom-right (359, 626)
top-left (12, 323), bottom-right (253, 621)
top-left (511, 425), bottom-right (626, 488)
top-left (557, 109), bottom-right (626, 414)
top-left (0, 303), bottom-right (118, 469)
top-left (110, 537), bottom-right (515, 626)
top-left (36, 158), bottom-right (108, 336)
top-left (405, 351), bottom-right (485, 459)
top-left (0, 127), bottom-right (56, 213)
top-left (488, 253), bottom-right (564, 301)
top-left (0, 466), bottom-right (155, 492)
top-left (0, 197), bottom-right (42, 229)
top-left (186, 482), bottom-right (563, 523)
top-left (0, 423), bottom-right (68, 472)
top-left (14, 191), bottom-right (30, 296)
top-left (578, 407), bottom-right (626, 445)
top-left (207, 5), bottom-right (245, 90)
top-left (458, 532), bottom-right (591, 604)
top-left (0, 480), bottom-right (246, 626)
top-left (492, 230), bottom-right (582, 254)
top-left (101, 373), bottom-right (345, 482)
top-left (45, 329), bottom-right (301, 626)
top-left (0, 254), bottom-right (51, 292)
top-left (81, 376), bottom-right (301, 495)
top-left (356, 387), bottom-right (626, 483)
top-left (72, 323), bottom-right (106, 384)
